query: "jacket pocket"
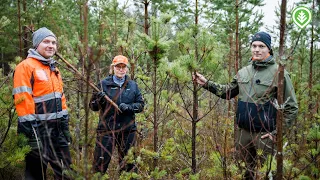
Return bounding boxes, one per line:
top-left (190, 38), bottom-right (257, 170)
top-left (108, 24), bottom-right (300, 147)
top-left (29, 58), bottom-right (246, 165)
top-left (35, 69), bottom-right (49, 82)
top-left (121, 88), bottom-right (135, 103)
top-left (254, 79), bottom-right (274, 98)
top-left (237, 77), bottom-right (250, 99)
top-left (238, 76), bottom-right (249, 84)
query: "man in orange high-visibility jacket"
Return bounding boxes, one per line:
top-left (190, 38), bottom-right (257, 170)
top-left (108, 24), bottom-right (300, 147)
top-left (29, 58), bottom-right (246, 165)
top-left (13, 27), bottom-right (72, 180)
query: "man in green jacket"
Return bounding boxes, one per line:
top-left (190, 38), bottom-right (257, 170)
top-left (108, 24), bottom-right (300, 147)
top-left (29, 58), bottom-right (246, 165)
top-left (193, 31), bottom-right (298, 179)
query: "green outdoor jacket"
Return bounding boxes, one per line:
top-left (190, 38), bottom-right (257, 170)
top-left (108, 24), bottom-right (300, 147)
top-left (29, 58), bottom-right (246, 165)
top-left (203, 56), bottom-right (298, 133)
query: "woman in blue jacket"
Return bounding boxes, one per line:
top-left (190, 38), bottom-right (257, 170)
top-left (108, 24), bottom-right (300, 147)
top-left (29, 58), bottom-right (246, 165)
top-left (90, 55), bottom-right (144, 174)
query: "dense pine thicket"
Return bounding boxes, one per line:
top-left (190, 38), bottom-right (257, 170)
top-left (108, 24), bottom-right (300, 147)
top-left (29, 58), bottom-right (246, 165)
top-left (0, 0), bottom-right (319, 179)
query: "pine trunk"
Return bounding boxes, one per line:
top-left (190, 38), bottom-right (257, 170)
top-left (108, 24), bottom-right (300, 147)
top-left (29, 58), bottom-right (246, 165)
top-left (153, 57), bottom-right (158, 169)
top-left (83, 1), bottom-right (90, 178)
top-left (308, 0), bottom-right (315, 116)
top-left (144, 0), bottom-right (151, 72)
top-left (191, 0), bottom-right (199, 174)
top-left (276, 0), bottom-right (287, 179)
top-left (17, 0), bottom-right (22, 58)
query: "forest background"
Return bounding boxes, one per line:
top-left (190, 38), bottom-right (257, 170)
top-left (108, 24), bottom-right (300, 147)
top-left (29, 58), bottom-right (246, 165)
top-left (0, 0), bottom-right (319, 179)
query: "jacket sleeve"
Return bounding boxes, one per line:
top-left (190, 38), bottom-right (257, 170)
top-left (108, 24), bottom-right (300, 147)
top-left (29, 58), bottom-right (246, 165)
top-left (283, 72), bottom-right (298, 127)
top-left (130, 83), bottom-right (144, 113)
top-left (202, 75), bottom-right (239, 100)
top-left (60, 114), bottom-right (70, 132)
top-left (13, 62), bottom-right (36, 122)
top-left (13, 62), bottom-right (36, 136)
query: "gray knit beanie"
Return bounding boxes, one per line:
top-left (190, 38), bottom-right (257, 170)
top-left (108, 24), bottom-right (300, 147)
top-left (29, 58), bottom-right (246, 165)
top-left (32, 27), bottom-right (57, 49)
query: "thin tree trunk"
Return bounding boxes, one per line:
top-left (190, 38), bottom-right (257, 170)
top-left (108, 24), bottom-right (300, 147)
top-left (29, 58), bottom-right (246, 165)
top-left (310, 1), bottom-right (318, 174)
top-left (76, 89), bottom-right (81, 165)
top-left (223, 130), bottom-right (228, 179)
top-left (192, 75), bottom-right (198, 174)
top-left (130, 59), bottom-right (135, 79)
top-left (235, 0), bottom-right (239, 73)
top-left (23, 0), bottom-right (29, 58)
top-left (144, 0), bottom-right (149, 36)
top-left (228, 33), bottom-right (233, 117)
top-left (23, 26), bottom-right (29, 58)
top-left (294, 56), bottom-right (302, 145)
top-left (308, 0), bottom-right (314, 109)
top-left (224, 30), bottom-right (234, 180)
top-left (152, 56), bottom-right (158, 169)
top-left (18, 0), bottom-right (22, 58)
top-left (75, 1), bottom-right (84, 167)
top-left (114, 2), bottom-right (118, 54)
top-left (144, 0), bottom-right (150, 71)
top-left (191, 0), bottom-right (199, 174)
top-left (83, 1), bottom-right (89, 178)
top-left (233, 0), bottom-right (240, 168)
top-left (276, 0), bottom-right (287, 179)
top-left (125, 21), bottom-right (136, 79)
top-left (238, 38), bottom-right (242, 69)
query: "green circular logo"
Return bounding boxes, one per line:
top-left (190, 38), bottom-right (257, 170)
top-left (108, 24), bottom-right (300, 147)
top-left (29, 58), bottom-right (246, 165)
top-left (292, 6), bottom-right (312, 29)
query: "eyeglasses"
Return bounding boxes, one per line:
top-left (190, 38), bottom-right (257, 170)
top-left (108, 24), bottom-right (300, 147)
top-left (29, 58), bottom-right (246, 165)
top-left (114, 64), bottom-right (127, 70)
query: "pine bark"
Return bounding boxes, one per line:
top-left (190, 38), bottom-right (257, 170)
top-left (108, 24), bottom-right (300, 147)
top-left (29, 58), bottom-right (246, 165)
top-left (276, 0), bottom-right (287, 178)
top-left (191, 0), bottom-right (199, 174)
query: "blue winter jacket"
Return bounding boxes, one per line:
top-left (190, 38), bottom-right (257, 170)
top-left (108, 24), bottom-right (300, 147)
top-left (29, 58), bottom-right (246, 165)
top-left (90, 75), bottom-right (144, 131)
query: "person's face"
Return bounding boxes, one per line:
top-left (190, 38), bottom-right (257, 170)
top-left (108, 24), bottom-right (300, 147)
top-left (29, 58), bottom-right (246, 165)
top-left (36, 36), bottom-right (57, 59)
top-left (114, 63), bottom-right (128, 78)
top-left (251, 41), bottom-right (270, 61)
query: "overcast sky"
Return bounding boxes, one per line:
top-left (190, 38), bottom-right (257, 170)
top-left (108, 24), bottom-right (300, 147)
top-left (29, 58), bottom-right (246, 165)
top-left (260, 0), bottom-right (301, 31)
top-left (119, 0), bottom-right (303, 33)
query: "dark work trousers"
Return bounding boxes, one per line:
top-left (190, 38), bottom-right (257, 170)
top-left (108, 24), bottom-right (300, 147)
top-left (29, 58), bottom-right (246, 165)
top-left (25, 122), bottom-right (72, 180)
top-left (25, 146), bottom-right (71, 180)
top-left (235, 128), bottom-right (276, 180)
top-left (93, 129), bottom-right (137, 174)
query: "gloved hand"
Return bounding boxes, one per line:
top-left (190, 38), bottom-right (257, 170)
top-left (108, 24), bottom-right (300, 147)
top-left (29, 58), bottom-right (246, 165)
top-left (19, 121), bottom-right (42, 150)
top-left (97, 91), bottom-right (106, 105)
top-left (119, 103), bottom-right (133, 112)
top-left (63, 130), bottom-right (72, 145)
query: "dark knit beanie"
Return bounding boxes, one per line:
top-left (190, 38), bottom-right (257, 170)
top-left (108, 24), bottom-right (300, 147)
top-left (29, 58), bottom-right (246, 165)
top-left (251, 31), bottom-right (271, 50)
top-left (32, 27), bottom-right (57, 49)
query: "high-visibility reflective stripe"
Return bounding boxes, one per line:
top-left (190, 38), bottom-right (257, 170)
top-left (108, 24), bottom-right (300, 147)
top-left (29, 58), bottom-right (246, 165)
top-left (37, 112), bottom-right (64, 120)
top-left (18, 114), bottom-right (37, 122)
top-left (12, 86), bottom-right (32, 95)
top-left (61, 109), bottom-right (68, 115)
top-left (18, 110), bottom-right (69, 122)
top-left (33, 92), bottom-right (62, 103)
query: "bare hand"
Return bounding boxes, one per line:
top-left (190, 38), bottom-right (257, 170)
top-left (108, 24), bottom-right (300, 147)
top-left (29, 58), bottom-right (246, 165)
top-left (192, 72), bottom-right (208, 86)
top-left (261, 133), bottom-right (276, 142)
